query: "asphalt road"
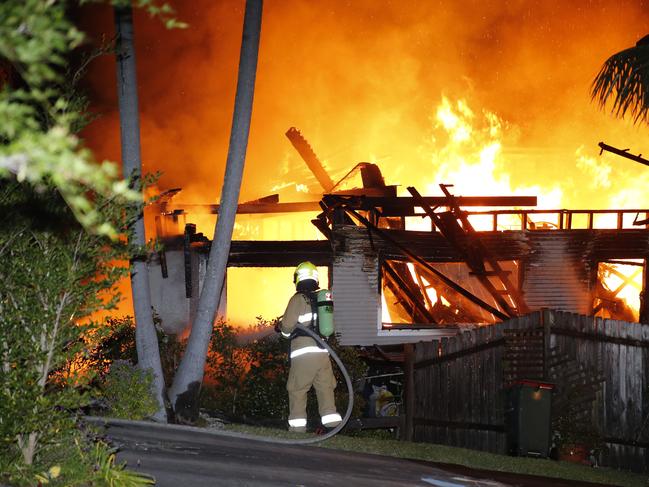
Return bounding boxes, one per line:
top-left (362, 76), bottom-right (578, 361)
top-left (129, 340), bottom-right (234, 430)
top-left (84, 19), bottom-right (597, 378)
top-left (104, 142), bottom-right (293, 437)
top-left (93, 418), bottom-right (610, 487)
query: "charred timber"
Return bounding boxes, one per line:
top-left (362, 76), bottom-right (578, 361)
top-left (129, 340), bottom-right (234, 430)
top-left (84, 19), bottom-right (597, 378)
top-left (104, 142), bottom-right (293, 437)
top-left (285, 127), bottom-right (335, 192)
top-left (155, 236), bottom-right (332, 266)
top-left (323, 194), bottom-right (537, 216)
top-left (164, 195), bottom-right (537, 216)
top-left (333, 225), bottom-right (649, 262)
top-left (343, 208), bottom-right (511, 321)
top-left (227, 240), bottom-right (332, 267)
top-left (166, 201), bottom-right (321, 214)
top-left (408, 186), bottom-right (529, 316)
top-left (598, 141), bottom-right (649, 167)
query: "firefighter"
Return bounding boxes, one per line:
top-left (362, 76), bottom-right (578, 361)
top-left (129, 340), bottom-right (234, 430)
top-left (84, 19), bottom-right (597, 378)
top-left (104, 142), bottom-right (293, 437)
top-left (279, 261), bottom-right (342, 433)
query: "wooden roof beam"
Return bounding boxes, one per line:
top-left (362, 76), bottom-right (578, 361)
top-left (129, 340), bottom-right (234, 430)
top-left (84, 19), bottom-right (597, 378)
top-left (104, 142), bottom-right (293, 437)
top-left (286, 127), bottom-right (335, 192)
top-left (166, 201), bottom-right (322, 214)
top-left (344, 207), bottom-right (510, 321)
top-left (323, 194), bottom-right (537, 217)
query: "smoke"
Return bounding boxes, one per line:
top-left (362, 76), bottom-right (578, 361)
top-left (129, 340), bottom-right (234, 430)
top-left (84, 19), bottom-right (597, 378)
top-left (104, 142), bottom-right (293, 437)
top-left (77, 0), bottom-right (649, 324)
top-left (80, 0), bottom-right (649, 206)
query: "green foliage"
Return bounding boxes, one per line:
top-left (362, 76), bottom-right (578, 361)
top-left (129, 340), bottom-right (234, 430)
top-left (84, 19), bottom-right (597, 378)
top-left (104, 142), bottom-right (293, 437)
top-left (99, 360), bottom-right (159, 420)
top-left (84, 316), bottom-right (368, 425)
top-left (202, 319), bottom-right (367, 424)
top-left (200, 319), bottom-right (290, 421)
top-left (87, 317), bottom-right (139, 370)
top-left (82, 315), bottom-right (178, 420)
top-left (0, 0), bottom-right (185, 236)
top-left (1, 431), bottom-right (154, 486)
top-left (0, 181), bottom-right (136, 479)
top-left (76, 439), bottom-right (155, 486)
top-left (552, 390), bottom-right (604, 454)
top-left (0, 1), bottom-right (185, 483)
top-left (0, 0), bottom-right (136, 236)
top-left (85, 313), bottom-right (181, 387)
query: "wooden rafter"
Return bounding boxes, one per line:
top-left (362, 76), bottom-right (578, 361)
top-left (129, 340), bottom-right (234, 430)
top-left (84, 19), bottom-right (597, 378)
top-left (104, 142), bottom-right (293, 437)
top-left (383, 261), bottom-right (436, 324)
top-left (285, 127), bottom-right (335, 192)
top-left (343, 206), bottom-right (510, 321)
top-left (408, 185), bottom-right (529, 318)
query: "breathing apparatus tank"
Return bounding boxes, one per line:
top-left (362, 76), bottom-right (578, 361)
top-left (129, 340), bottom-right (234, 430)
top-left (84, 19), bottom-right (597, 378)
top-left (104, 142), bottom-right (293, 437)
top-left (316, 289), bottom-right (334, 337)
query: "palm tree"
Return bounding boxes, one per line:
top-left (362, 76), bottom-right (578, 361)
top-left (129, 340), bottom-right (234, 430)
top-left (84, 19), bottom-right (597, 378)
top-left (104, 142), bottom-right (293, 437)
top-left (592, 34), bottom-right (649, 123)
top-left (592, 35), bottom-right (649, 325)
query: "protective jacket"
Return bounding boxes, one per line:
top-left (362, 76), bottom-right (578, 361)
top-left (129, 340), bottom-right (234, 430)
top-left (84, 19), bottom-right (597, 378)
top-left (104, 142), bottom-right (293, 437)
top-left (281, 292), bottom-right (342, 432)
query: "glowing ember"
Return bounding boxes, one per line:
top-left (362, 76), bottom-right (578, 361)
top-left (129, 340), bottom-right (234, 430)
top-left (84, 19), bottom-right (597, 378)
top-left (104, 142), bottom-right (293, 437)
top-left (596, 261), bottom-right (643, 320)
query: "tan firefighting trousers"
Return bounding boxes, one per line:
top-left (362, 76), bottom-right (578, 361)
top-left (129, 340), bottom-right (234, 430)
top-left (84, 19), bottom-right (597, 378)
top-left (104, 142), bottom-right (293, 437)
top-left (286, 347), bottom-right (341, 432)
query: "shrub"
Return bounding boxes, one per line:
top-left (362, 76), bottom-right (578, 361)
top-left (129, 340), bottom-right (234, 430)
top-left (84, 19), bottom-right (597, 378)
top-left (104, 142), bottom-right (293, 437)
top-left (0, 182), bottom-right (129, 470)
top-left (86, 315), bottom-right (183, 388)
top-left (100, 360), bottom-right (159, 420)
top-left (87, 316), bottom-right (368, 426)
top-left (0, 182), bottom-right (153, 485)
top-left (1, 430), bottom-right (154, 487)
top-left (202, 319), bottom-right (367, 425)
top-left (231, 320), bottom-right (290, 421)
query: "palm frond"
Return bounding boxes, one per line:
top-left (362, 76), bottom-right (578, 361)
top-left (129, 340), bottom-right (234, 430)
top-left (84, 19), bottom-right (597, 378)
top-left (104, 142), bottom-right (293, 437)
top-left (591, 40), bottom-right (649, 124)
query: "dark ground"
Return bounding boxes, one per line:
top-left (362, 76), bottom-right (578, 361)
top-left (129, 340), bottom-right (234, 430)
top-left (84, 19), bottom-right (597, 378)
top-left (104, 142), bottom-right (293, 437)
top-left (94, 418), bottom-right (617, 487)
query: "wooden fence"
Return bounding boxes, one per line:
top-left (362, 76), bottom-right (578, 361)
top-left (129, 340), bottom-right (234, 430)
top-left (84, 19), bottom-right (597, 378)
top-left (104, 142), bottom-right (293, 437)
top-left (410, 309), bottom-right (649, 471)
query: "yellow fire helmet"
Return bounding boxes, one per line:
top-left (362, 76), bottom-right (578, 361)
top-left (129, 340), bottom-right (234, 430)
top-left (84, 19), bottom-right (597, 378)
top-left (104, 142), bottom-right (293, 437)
top-left (293, 261), bottom-right (319, 285)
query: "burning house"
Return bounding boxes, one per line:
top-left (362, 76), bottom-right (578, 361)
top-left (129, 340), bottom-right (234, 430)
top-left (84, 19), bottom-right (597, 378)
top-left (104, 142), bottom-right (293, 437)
top-left (146, 129), bottom-right (649, 340)
top-left (142, 129), bottom-right (649, 471)
top-left (69, 0), bottom-right (649, 474)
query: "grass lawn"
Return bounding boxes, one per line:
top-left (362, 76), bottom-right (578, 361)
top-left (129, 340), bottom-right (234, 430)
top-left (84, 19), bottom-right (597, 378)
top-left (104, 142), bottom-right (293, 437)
top-left (225, 424), bottom-right (647, 487)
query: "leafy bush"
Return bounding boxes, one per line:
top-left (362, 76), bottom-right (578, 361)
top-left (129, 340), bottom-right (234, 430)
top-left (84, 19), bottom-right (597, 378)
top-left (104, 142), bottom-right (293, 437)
top-left (87, 317), bottom-right (139, 370)
top-left (0, 182), bottom-right (154, 485)
top-left (201, 319), bottom-right (367, 425)
top-left (202, 319), bottom-right (291, 421)
top-left (86, 316), bottom-right (368, 426)
top-left (0, 2), bottom-right (184, 483)
top-left (86, 314), bottom-right (183, 387)
top-left (1, 430), bottom-right (154, 487)
top-left (0, 182), bottom-right (129, 468)
top-left (100, 360), bottom-right (159, 420)
top-left (0, 0), bottom-right (185, 237)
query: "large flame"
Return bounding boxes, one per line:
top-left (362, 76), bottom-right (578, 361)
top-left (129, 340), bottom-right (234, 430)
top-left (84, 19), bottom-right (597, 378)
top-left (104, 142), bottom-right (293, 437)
top-left (78, 1), bottom-right (649, 326)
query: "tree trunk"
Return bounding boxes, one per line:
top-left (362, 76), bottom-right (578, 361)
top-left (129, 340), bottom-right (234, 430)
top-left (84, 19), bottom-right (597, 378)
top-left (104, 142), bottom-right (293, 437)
top-left (115, 4), bottom-right (167, 422)
top-left (169, 0), bottom-right (263, 422)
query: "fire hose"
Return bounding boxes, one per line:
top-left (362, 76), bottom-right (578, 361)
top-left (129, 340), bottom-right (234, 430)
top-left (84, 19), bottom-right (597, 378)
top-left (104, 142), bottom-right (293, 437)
top-left (85, 324), bottom-right (353, 446)
top-left (263, 323), bottom-right (354, 444)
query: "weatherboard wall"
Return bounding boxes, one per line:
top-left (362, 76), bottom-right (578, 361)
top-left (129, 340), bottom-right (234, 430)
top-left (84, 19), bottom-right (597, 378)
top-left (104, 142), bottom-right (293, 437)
top-left (331, 226), bottom-right (649, 346)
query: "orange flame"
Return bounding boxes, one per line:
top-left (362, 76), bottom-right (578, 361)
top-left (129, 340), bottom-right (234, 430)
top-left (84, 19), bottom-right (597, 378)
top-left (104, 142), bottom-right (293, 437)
top-left (78, 1), bottom-right (649, 325)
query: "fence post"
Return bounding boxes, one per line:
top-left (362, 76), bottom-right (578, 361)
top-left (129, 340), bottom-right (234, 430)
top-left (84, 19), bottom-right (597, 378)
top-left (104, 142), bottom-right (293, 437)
top-left (541, 309), bottom-right (552, 379)
top-left (404, 343), bottom-right (415, 442)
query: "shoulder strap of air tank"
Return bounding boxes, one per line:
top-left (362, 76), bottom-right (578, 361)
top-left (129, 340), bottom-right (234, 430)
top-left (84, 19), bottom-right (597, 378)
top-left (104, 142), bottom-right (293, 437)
top-left (294, 291), bottom-right (325, 348)
top-left (309, 290), bottom-right (318, 327)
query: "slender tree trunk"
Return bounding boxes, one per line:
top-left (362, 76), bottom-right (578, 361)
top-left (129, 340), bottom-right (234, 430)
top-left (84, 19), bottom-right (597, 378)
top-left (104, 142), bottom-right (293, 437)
top-left (169, 0), bottom-right (263, 421)
top-left (115, 4), bottom-right (167, 422)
